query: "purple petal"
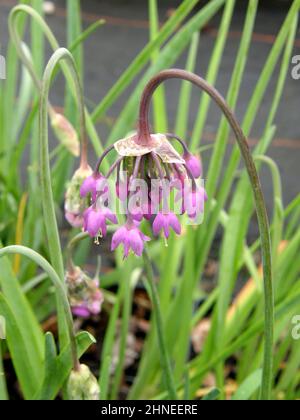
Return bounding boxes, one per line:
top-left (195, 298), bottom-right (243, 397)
top-left (111, 227), bottom-right (127, 251)
top-left (123, 240), bottom-right (131, 258)
top-left (72, 306), bottom-right (90, 318)
top-left (163, 224), bottom-right (170, 239)
top-left (153, 214), bottom-right (164, 236)
top-left (104, 208), bottom-right (118, 224)
top-left (168, 213), bottom-right (182, 235)
top-left (80, 175), bottom-right (97, 198)
top-left (65, 211), bottom-right (83, 228)
top-left (129, 230), bottom-right (144, 257)
top-left (140, 232), bottom-right (151, 243)
top-left (85, 209), bottom-right (103, 237)
top-left (185, 154), bottom-right (202, 179)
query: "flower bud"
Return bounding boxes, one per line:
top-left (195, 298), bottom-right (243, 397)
top-left (184, 153), bottom-right (202, 179)
top-left (51, 112), bottom-right (80, 157)
top-left (67, 364), bottom-right (100, 400)
top-left (65, 166), bottom-right (93, 228)
top-left (65, 266), bottom-right (104, 318)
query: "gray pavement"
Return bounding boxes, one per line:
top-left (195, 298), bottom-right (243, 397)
top-left (0, 0), bottom-right (299, 219)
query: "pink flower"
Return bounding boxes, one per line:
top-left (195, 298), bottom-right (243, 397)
top-left (66, 268), bottom-right (104, 319)
top-left (116, 178), bottom-right (130, 201)
top-left (83, 206), bottom-right (117, 238)
top-left (129, 199), bottom-right (153, 222)
top-left (111, 223), bottom-right (151, 258)
top-left (80, 173), bottom-right (107, 202)
top-left (65, 211), bottom-right (83, 228)
top-left (184, 153), bottom-right (202, 179)
top-left (152, 212), bottom-right (181, 239)
top-left (71, 288), bottom-right (103, 318)
top-left (72, 306), bottom-right (91, 318)
top-left (183, 187), bottom-right (208, 219)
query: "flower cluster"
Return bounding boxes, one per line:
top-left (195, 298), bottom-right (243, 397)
top-left (67, 132), bottom-right (207, 259)
top-left (65, 266), bottom-right (104, 318)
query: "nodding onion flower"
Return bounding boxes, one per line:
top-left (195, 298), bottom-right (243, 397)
top-left (76, 131), bottom-right (206, 258)
top-left (66, 71), bottom-right (208, 258)
top-left (64, 68), bottom-right (273, 401)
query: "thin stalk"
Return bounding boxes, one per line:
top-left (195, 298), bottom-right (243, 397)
top-left (66, 232), bottom-right (89, 273)
top-left (40, 48), bottom-right (88, 354)
top-left (0, 342), bottom-right (8, 400)
top-left (138, 70), bottom-right (274, 400)
top-left (40, 48), bottom-right (87, 280)
top-left (143, 249), bottom-right (178, 400)
top-left (255, 156), bottom-right (283, 265)
top-left (9, 5), bottom-right (95, 168)
top-left (0, 246), bottom-right (79, 371)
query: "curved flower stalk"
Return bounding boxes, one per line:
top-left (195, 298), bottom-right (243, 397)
top-left (79, 69), bottom-right (274, 399)
top-left (40, 47), bottom-right (88, 278)
top-left (9, 5), bottom-right (105, 164)
top-left (9, 6), bottom-right (94, 228)
top-left (40, 48), bottom-right (91, 356)
top-left (9, 6), bottom-right (81, 158)
top-left (0, 246), bottom-right (80, 372)
top-left (80, 127), bottom-right (206, 257)
top-left (135, 70), bottom-right (274, 400)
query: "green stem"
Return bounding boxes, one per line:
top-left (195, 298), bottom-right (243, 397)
top-left (40, 48), bottom-right (87, 282)
top-left (138, 70), bottom-right (274, 400)
top-left (255, 156), bottom-right (283, 263)
top-left (143, 249), bottom-right (178, 400)
top-left (0, 246), bottom-right (79, 371)
top-left (39, 48), bottom-right (88, 355)
top-left (0, 341), bottom-right (8, 400)
top-left (9, 5), bottom-right (90, 168)
top-left (66, 232), bottom-right (89, 273)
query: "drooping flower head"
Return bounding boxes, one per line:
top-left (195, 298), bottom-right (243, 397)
top-left (77, 130), bottom-right (207, 257)
top-left (65, 266), bottom-right (104, 319)
top-left (74, 70), bottom-right (208, 258)
top-left (67, 364), bottom-right (100, 400)
top-left (64, 165), bottom-right (93, 228)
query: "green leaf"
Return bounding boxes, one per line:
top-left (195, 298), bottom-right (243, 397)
top-left (0, 342), bottom-right (8, 401)
top-left (92, 0), bottom-right (219, 121)
top-left (191, 0), bottom-right (236, 150)
top-left (203, 388), bottom-right (221, 401)
top-left (232, 370), bottom-right (262, 400)
top-left (175, 32), bottom-right (200, 138)
top-left (35, 331), bottom-right (96, 400)
top-left (149, 0), bottom-right (168, 132)
top-left (107, 0), bottom-right (226, 146)
top-left (0, 293), bottom-right (42, 399)
top-left (0, 254), bottom-right (44, 368)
